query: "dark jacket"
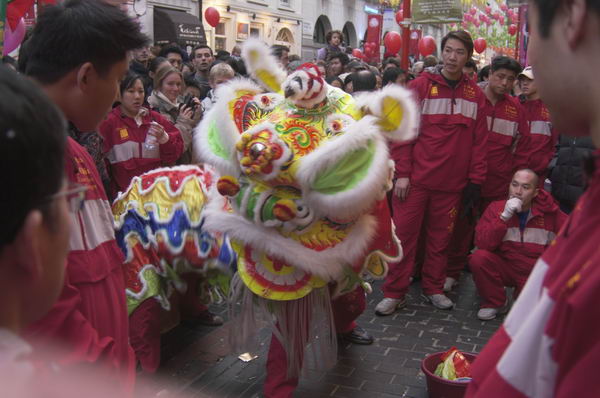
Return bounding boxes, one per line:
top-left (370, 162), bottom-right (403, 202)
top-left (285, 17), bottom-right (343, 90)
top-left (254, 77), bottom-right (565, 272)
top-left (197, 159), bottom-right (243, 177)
top-left (549, 135), bottom-right (595, 212)
top-left (129, 60), bottom-right (152, 100)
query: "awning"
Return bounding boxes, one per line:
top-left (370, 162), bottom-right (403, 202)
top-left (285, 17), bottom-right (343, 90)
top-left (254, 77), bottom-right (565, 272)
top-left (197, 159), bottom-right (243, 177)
top-left (154, 7), bottom-right (206, 48)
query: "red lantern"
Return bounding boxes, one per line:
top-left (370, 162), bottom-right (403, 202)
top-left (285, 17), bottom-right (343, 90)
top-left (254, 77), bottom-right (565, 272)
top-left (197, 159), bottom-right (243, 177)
top-left (469, 7), bottom-right (477, 15)
top-left (485, 6), bottom-right (491, 14)
top-left (500, 3), bottom-right (509, 12)
top-left (499, 15), bottom-right (505, 25)
top-left (352, 48), bottom-right (364, 59)
top-left (384, 31), bottom-right (402, 54)
top-left (473, 19), bottom-right (481, 28)
top-left (510, 14), bottom-right (518, 24)
top-left (479, 14), bottom-right (486, 23)
top-left (418, 36), bottom-right (436, 57)
top-left (463, 13), bottom-right (472, 23)
top-left (204, 7), bottom-right (220, 28)
top-left (508, 24), bottom-right (518, 36)
top-left (395, 10), bottom-right (404, 25)
top-left (474, 38), bottom-right (487, 53)
top-left (462, 21), bottom-right (469, 30)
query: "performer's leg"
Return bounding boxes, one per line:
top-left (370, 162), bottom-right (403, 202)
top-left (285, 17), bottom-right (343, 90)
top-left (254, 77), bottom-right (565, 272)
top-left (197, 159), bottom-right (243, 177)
top-left (469, 250), bottom-right (510, 308)
top-left (264, 334), bottom-right (299, 398)
top-left (129, 298), bottom-right (162, 372)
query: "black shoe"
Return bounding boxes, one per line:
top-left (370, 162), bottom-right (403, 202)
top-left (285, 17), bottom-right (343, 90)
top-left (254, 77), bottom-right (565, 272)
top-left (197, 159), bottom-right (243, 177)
top-left (338, 325), bottom-right (374, 345)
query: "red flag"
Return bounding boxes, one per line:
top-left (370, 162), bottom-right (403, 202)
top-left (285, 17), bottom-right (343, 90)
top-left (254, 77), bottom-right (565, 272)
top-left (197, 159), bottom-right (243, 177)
top-left (6, 0), bottom-right (34, 30)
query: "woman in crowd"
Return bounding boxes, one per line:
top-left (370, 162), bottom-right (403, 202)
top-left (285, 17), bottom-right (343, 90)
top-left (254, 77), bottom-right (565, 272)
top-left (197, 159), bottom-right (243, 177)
top-left (99, 71), bottom-right (183, 197)
top-left (148, 64), bottom-right (201, 163)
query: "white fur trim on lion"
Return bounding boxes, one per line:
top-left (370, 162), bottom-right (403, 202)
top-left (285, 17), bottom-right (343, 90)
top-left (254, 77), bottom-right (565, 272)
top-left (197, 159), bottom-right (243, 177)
top-left (241, 39), bottom-right (287, 93)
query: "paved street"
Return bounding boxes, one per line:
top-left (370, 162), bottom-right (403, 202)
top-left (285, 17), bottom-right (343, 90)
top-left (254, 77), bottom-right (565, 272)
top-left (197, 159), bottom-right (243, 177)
top-left (139, 271), bottom-right (504, 398)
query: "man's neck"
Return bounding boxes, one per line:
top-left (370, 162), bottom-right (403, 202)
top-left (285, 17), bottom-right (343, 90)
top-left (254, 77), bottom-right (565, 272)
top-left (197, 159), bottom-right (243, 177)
top-left (196, 70), bottom-right (209, 79)
top-left (441, 68), bottom-right (462, 82)
top-left (526, 93), bottom-right (540, 101)
top-left (485, 85), bottom-right (503, 105)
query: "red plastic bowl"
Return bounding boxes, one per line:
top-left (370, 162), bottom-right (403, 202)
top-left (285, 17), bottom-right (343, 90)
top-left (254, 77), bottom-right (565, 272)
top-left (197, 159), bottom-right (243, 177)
top-left (421, 351), bottom-right (477, 398)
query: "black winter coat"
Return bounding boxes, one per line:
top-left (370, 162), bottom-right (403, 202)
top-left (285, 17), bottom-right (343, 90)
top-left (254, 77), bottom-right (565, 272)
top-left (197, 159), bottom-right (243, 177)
top-left (549, 135), bottom-right (595, 211)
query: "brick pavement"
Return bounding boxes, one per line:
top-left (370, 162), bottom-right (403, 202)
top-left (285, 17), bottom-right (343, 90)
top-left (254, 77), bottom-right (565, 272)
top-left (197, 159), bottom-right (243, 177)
top-left (138, 272), bottom-right (505, 398)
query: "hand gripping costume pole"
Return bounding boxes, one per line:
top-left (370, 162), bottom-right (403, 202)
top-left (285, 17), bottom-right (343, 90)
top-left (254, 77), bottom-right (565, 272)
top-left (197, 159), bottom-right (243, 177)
top-left (112, 40), bottom-right (418, 380)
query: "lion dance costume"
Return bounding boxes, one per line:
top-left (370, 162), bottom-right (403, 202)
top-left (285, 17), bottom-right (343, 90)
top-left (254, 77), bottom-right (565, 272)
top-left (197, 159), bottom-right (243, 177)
top-left (112, 40), bottom-right (417, 396)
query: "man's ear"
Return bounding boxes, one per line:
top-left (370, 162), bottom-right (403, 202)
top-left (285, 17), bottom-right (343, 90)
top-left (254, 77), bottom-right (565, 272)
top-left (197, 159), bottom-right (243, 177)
top-left (13, 210), bottom-right (44, 282)
top-left (76, 62), bottom-right (95, 93)
top-left (565, 0), bottom-right (588, 49)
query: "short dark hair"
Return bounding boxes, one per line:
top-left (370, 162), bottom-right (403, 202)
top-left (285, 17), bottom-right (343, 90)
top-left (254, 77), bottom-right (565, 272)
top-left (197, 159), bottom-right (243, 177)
top-left (441, 30), bottom-right (474, 57)
top-left (326, 30), bottom-right (344, 45)
top-left (215, 50), bottom-right (231, 61)
top-left (0, 68), bottom-right (67, 248)
top-left (351, 70), bottom-right (377, 93)
top-left (465, 59), bottom-right (478, 71)
top-left (326, 51), bottom-right (350, 66)
top-left (1, 55), bottom-right (16, 68)
top-left (382, 57), bottom-right (401, 68)
top-left (271, 45), bottom-right (289, 59)
top-left (183, 73), bottom-right (201, 91)
top-left (491, 55), bottom-right (522, 75)
top-left (325, 75), bottom-right (343, 86)
top-left (159, 44), bottom-right (185, 59)
top-left (478, 65), bottom-right (491, 82)
top-left (192, 45), bottom-right (214, 58)
top-left (20, 0), bottom-right (148, 84)
top-left (382, 67), bottom-right (407, 86)
top-left (149, 56), bottom-right (169, 74)
top-left (533, 0), bottom-right (600, 37)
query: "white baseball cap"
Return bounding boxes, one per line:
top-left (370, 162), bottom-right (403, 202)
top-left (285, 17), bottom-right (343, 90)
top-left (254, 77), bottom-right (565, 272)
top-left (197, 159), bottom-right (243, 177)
top-left (518, 66), bottom-right (534, 80)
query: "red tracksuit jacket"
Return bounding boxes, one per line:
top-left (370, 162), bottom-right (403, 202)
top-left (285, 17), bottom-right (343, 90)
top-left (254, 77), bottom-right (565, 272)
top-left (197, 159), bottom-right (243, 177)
top-left (100, 107), bottom-right (183, 195)
top-left (466, 150), bottom-right (600, 398)
top-left (392, 69), bottom-right (488, 192)
top-left (24, 138), bottom-right (135, 394)
top-left (475, 190), bottom-right (567, 271)
top-left (522, 99), bottom-right (559, 177)
top-left (481, 93), bottom-right (531, 199)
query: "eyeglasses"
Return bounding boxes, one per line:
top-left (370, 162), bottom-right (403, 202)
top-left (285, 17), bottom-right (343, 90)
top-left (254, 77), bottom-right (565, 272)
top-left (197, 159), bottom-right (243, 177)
top-left (48, 184), bottom-right (88, 213)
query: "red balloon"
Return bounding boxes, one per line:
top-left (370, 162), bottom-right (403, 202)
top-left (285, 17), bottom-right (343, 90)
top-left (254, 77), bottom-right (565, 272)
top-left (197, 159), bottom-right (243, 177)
top-left (469, 7), bottom-right (477, 15)
top-left (499, 15), bottom-right (505, 25)
top-left (418, 36), bottom-right (436, 57)
top-left (462, 21), bottom-right (469, 30)
top-left (204, 7), bottom-right (220, 28)
top-left (500, 3), bottom-right (508, 12)
top-left (479, 14), bottom-right (486, 22)
top-left (384, 31), bottom-right (402, 54)
top-left (508, 24), bottom-right (518, 35)
top-left (485, 6), bottom-right (491, 14)
top-left (473, 19), bottom-right (481, 28)
top-left (395, 10), bottom-right (404, 25)
top-left (510, 14), bottom-right (518, 24)
top-left (463, 13), bottom-right (472, 23)
top-left (474, 38), bottom-right (487, 53)
top-left (352, 48), bottom-right (364, 59)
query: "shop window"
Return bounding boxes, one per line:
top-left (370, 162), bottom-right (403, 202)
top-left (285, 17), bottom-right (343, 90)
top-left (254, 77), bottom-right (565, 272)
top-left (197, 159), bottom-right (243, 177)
top-left (215, 21), bottom-right (226, 51)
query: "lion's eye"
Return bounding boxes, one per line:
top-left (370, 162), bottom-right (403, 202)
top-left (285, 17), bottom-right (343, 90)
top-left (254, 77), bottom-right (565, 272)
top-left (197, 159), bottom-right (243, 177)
top-left (250, 142), bottom-right (267, 159)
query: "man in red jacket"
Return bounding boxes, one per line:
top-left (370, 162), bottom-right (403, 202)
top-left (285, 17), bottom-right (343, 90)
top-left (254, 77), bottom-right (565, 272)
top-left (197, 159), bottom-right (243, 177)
top-left (519, 66), bottom-right (559, 178)
top-left (470, 169), bottom-right (566, 320)
top-left (466, 0), bottom-right (600, 396)
top-left (376, 30), bottom-right (488, 314)
top-left (445, 56), bottom-right (531, 292)
top-left (19, 0), bottom-right (147, 394)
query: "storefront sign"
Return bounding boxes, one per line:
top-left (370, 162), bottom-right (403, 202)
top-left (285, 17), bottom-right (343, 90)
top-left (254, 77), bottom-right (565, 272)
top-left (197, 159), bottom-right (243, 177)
top-left (412, 0), bottom-right (462, 24)
top-left (237, 22), bottom-right (249, 40)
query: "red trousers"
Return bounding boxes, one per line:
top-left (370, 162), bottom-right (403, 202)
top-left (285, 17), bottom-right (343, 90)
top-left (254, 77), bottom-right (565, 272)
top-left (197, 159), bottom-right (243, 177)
top-left (129, 274), bottom-right (209, 372)
top-left (469, 250), bottom-right (533, 308)
top-left (263, 286), bottom-right (366, 398)
top-left (383, 185), bottom-right (461, 298)
top-left (446, 196), bottom-right (503, 280)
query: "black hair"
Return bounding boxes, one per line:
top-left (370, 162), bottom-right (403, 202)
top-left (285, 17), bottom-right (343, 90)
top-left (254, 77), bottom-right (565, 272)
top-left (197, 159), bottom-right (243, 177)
top-left (346, 60), bottom-right (367, 72)
top-left (183, 73), bottom-right (201, 91)
top-left (158, 44), bottom-right (185, 59)
top-left (533, 0), bottom-right (600, 37)
top-left (325, 76), bottom-right (343, 86)
top-left (382, 57), bottom-right (401, 68)
top-left (119, 70), bottom-right (143, 94)
top-left (192, 44), bottom-right (214, 58)
top-left (20, 0), bottom-right (148, 84)
top-left (465, 59), bottom-right (478, 71)
top-left (1, 55), bottom-right (16, 68)
top-left (351, 70), bottom-right (376, 93)
top-left (271, 45), bottom-right (289, 59)
top-left (382, 67), bottom-right (407, 86)
top-left (215, 50), bottom-right (231, 61)
top-left (225, 57), bottom-right (247, 77)
top-left (441, 30), bottom-right (474, 57)
top-left (0, 68), bottom-right (67, 248)
top-left (149, 56), bottom-right (169, 74)
top-left (326, 51), bottom-right (350, 66)
top-left (491, 55), bottom-right (522, 75)
top-left (478, 65), bottom-right (491, 82)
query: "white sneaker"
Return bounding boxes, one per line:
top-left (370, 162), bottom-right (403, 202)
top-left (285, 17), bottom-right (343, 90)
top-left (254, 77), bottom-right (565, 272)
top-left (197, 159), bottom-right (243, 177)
top-left (375, 297), bottom-right (406, 316)
top-left (443, 277), bottom-right (458, 292)
top-left (478, 302), bottom-right (510, 320)
top-left (423, 294), bottom-right (454, 310)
